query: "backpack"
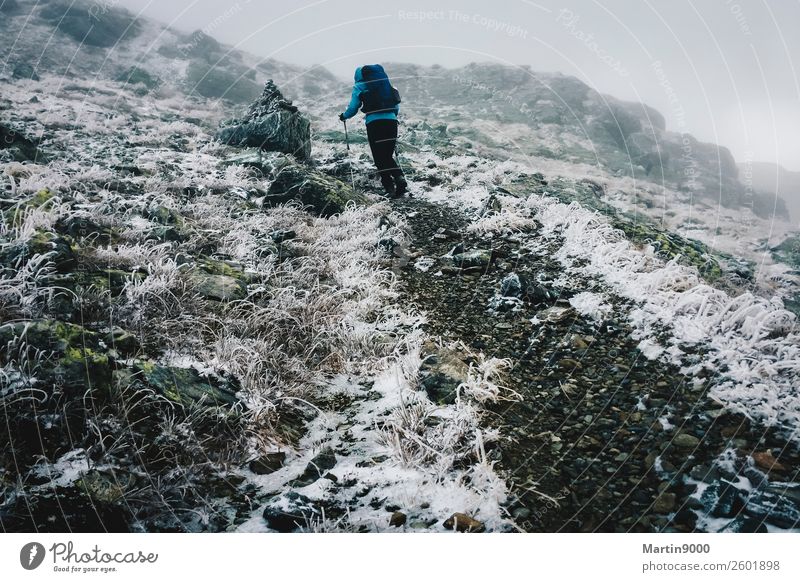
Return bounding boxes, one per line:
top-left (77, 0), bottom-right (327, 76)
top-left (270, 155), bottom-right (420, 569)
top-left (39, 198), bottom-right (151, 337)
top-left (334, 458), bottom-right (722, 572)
top-left (359, 64), bottom-right (401, 115)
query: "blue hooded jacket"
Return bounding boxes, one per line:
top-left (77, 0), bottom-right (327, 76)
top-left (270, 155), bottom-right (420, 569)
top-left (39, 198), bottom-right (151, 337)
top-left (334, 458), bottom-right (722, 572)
top-left (341, 66), bottom-right (399, 124)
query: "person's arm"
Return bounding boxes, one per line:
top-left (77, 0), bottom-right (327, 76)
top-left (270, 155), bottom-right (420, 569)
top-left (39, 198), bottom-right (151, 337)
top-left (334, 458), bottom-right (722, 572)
top-left (341, 85), bottom-right (362, 120)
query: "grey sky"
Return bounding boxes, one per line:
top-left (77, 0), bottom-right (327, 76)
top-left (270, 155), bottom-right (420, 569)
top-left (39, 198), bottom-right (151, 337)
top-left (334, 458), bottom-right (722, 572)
top-left (118, 0), bottom-right (800, 171)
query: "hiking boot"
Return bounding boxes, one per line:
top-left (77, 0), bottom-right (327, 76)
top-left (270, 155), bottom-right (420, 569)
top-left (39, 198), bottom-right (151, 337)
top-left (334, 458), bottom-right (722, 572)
top-left (381, 176), bottom-right (396, 196)
top-left (394, 176), bottom-right (408, 196)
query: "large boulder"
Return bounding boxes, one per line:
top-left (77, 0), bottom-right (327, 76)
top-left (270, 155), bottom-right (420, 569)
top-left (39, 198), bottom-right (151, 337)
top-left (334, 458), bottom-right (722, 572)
top-left (122, 362), bottom-right (239, 408)
top-left (216, 80), bottom-right (312, 160)
top-left (264, 158), bottom-right (365, 216)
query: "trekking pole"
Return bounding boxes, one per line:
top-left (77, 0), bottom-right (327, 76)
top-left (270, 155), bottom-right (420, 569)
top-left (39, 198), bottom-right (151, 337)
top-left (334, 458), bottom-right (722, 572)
top-left (342, 119), bottom-right (357, 192)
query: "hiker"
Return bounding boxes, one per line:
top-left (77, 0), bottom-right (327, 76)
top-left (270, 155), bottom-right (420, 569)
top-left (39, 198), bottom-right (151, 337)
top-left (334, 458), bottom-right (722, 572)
top-left (339, 64), bottom-right (408, 197)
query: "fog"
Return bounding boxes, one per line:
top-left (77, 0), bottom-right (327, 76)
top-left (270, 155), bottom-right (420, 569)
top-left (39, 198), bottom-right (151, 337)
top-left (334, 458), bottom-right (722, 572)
top-left (117, 0), bottom-right (800, 172)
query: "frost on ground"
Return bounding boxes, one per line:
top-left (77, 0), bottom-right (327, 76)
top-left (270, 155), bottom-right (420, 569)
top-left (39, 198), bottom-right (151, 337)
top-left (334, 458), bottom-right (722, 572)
top-left (0, 67), bottom-right (517, 532)
top-left (419, 154), bottom-right (800, 439)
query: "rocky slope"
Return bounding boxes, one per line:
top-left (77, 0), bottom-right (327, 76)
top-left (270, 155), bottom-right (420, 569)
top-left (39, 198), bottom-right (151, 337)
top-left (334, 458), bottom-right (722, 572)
top-left (1, 0), bottom-right (799, 533)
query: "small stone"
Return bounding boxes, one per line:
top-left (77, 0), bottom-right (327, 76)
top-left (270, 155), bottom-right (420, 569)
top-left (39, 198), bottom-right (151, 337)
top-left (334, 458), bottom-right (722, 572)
top-left (443, 512), bottom-right (485, 533)
top-left (570, 335), bottom-right (589, 350)
top-left (653, 492), bottom-right (676, 514)
top-left (751, 450), bottom-right (787, 473)
top-left (292, 448), bottom-right (337, 486)
top-left (104, 326), bottom-right (139, 356)
top-left (248, 452), bottom-right (286, 475)
top-left (270, 229), bottom-right (296, 243)
top-left (673, 433), bottom-right (700, 448)
top-left (558, 358), bottom-right (582, 371)
top-left (189, 272), bottom-right (246, 301)
top-left (389, 511), bottom-right (407, 527)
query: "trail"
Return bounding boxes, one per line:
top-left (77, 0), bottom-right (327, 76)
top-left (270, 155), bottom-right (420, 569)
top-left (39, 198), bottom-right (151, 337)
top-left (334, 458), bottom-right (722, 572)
top-left (389, 191), bottom-right (800, 532)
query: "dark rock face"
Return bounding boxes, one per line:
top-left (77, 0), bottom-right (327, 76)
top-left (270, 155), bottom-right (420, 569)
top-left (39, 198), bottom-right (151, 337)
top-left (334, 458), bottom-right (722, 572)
top-left (185, 61), bottom-right (261, 104)
top-left (216, 80), bottom-right (312, 160)
top-left (40, 2), bottom-right (141, 48)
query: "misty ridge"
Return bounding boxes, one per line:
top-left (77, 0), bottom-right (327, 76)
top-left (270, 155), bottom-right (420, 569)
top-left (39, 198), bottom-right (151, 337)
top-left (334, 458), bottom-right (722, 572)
top-left (1, 0), bottom-right (799, 536)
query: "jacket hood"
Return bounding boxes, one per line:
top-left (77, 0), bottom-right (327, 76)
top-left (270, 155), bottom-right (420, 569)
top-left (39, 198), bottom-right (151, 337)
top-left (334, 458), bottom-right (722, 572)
top-left (354, 67), bottom-right (364, 82)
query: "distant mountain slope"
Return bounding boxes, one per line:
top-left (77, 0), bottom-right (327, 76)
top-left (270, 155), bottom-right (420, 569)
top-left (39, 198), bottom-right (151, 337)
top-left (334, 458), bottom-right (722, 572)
top-left (0, 0), bottom-right (341, 111)
top-left (385, 62), bottom-right (787, 220)
top-left (741, 161), bottom-right (800, 224)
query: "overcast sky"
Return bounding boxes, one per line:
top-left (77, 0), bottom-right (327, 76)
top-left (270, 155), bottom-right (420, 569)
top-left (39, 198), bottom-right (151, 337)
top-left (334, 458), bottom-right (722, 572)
top-left (118, 0), bottom-right (800, 171)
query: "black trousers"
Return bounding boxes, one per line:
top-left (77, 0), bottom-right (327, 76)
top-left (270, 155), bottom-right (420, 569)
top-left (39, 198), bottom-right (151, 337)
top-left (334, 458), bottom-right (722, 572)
top-left (366, 119), bottom-right (404, 185)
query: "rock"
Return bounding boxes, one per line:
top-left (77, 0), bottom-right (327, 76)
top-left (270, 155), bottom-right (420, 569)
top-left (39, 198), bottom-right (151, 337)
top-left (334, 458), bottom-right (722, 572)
top-left (389, 511), bottom-right (407, 527)
top-left (478, 193), bottom-right (502, 217)
top-left (262, 493), bottom-right (317, 532)
top-left (0, 229), bottom-right (76, 273)
top-left (292, 448), bottom-right (337, 486)
top-left (534, 306), bottom-right (573, 323)
top-left (216, 80), bottom-right (312, 159)
top-left (248, 452), bottom-right (286, 475)
top-left (443, 512), bottom-right (485, 532)
top-left (557, 358), bottom-right (582, 371)
top-left (40, 2), bottom-right (141, 48)
top-left (449, 249), bottom-right (493, 270)
top-left (689, 464), bottom-right (720, 484)
top-left (103, 327), bottom-right (139, 356)
top-left (55, 215), bottom-right (114, 244)
top-left (271, 229), bottom-right (296, 243)
top-left (500, 273), bottom-right (523, 298)
top-left (188, 271), bottom-right (246, 302)
top-left (127, 361), bottom-right (239, 407)
top-left (115, 66), bottom-right (160, 90)
top-left (744, 488), bottom-right (800, 529)
top-left (751, 450), bottom-right (787, 473)
top-left (146, 205), bottom-right (182, 226)
top-left (671, 508), bottom-right (697, 531)
top-left (12, 63), bottom-right (39, 81)
top-left (570, 334), bottom-right (590, 350)
top-left (653, 492), bottom-right (676, 514)
top-left (673, 433), bottom-right (700, 448)
top-left (0, 0), bottom-right (19, 13)
top-left (0, 123), bottom-right (43, 162)
top-left (0, 320), bottom-right (112, 396)
top-left (722, 516), bottom-right (768, 533)
top-left (702, 480), bottom-right (745, 519)
top-left (185, 61), bottom-right (261, 104)
top-left (419, 345), bottom-right (470, 405)
top-left (265, 158), bottom-right (364, 216)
